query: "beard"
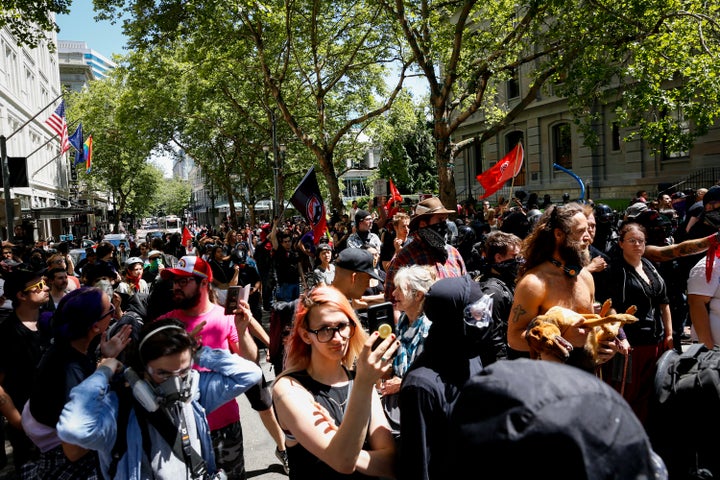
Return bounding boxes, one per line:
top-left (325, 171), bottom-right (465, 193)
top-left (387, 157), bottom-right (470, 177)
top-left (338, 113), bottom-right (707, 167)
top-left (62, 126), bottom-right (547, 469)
top-left (559, 237), bottom-right (590, 268)
top-left (174, 288), bottom-right (202, 310)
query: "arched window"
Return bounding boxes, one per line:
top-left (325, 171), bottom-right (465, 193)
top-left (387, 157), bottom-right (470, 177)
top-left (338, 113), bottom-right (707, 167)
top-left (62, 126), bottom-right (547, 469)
top-left (552, 123), bottom-right (572, 169)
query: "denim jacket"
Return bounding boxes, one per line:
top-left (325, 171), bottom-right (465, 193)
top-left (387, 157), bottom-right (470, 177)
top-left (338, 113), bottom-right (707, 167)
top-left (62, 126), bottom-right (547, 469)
top-left (57, 347), bottom-right (262, 480)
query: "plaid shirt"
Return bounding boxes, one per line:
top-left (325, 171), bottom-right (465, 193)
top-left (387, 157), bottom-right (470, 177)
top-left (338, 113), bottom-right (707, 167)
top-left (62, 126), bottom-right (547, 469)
top-left (384, 232), bottom-right (466, 302)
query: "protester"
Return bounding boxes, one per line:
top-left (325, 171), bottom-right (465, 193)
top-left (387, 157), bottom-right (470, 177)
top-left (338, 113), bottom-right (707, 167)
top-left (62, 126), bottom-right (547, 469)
top-left (56, 318), bottom-right (262, 480)
top-left (272, 286), bottom-right (398, 479)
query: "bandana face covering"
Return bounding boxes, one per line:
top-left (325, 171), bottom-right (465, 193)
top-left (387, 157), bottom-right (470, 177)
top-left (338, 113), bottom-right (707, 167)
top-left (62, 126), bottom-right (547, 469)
top-left (418, 225), bottom-right (449, 262)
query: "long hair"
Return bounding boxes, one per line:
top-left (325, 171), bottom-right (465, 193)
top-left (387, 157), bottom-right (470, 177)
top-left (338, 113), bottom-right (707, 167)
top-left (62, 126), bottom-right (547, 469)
top-left (277, 286), bottom-right (367, 379)
top-left (520, 203), bottom-right (585, 276)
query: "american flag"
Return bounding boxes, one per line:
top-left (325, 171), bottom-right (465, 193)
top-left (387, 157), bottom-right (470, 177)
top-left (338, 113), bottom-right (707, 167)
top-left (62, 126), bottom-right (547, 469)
top-left (45, 100), bottom-right (70, 154)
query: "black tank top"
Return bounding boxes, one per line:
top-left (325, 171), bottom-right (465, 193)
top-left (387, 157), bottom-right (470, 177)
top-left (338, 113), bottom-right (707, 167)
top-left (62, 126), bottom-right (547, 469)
top-left (282, 369), bottom-right (374, 480)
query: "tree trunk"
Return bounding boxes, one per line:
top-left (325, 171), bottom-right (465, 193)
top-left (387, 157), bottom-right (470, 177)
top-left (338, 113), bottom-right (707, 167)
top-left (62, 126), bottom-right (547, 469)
top-left (316, 151), bottom-right (344, 215)
top-left (433, 106), bottom-right (458, 210)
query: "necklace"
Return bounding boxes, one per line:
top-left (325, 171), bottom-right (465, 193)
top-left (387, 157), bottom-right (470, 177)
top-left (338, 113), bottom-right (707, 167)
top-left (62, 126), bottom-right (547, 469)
top-left (549, 258), bottom-right (580, 277)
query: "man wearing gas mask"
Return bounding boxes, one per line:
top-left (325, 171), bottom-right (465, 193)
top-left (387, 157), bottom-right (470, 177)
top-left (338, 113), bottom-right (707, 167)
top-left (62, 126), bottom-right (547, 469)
top-left (477, 231), bottom-right (523, 365)
top-left (384, 197), bottom-right (467, 312)
top-left (57, 318), bottom-right (262, 480)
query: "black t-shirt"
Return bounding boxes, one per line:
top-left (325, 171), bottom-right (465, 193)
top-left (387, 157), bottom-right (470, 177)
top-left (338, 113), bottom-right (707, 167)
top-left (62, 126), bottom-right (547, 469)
top-left (29, 341), bottom-right (96, 428)
top-left (273, 248), bottom-right (300, 284)
top-left (0, 314), bottom-right (52, 408)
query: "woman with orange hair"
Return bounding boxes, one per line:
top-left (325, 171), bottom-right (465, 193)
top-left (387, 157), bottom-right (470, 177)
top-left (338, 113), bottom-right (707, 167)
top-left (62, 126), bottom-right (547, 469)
top-left (272, 286), bottom-right (399, 479)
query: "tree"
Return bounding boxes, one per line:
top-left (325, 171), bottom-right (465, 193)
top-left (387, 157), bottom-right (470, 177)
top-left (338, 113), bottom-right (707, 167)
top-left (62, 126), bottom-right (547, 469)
top-left (377, 0), bottom-right (720, 208)
top-left (375, 92), bottom-right (437, 194)
top-left (93, 0), bottom-right (413, 214)
top-left (66, 65), bottom-right (163, 232)
top-left (1, 0), bottom-right (70, 49)
top-left (153, 176), bottom-right (191, 217)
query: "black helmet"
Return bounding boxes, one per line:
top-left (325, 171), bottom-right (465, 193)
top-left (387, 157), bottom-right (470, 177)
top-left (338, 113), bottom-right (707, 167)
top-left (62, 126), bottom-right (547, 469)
top-left (455, 225), bottom-right (476, 248)
top-left (527, 209), bottom-right (543, 229)
top-left (594, 204), bottom-right (614, 224)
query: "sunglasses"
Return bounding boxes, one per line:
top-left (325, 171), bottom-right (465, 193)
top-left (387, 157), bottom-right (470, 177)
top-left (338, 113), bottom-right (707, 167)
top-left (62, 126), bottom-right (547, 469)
top-left (23, 279), bottom-right (46, 293)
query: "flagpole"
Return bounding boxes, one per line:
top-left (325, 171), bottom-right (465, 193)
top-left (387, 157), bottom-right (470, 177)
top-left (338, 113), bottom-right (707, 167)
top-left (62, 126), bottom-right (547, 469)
top-left (5, 92), bottom-right (63, 142)
top-left (508, 141), bottom-right (522, 199)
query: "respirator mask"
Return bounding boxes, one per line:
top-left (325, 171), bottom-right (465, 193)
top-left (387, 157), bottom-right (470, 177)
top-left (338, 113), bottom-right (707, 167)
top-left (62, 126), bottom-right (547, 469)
top-left (124, 367), bottom-right (197, 413)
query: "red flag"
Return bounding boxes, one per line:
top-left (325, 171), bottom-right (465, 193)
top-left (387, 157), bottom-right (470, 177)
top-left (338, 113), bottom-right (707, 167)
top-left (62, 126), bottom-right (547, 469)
top-left (385, 178), bottom-right (403, 217)
top-left (45, 100), bottom-right (70, 154)
top-left (182, 226), bottom-right (193, 247)
top-left (476, 143), bottom-right (524, 199)
top-left (290, 167), bottom-right (328, 245)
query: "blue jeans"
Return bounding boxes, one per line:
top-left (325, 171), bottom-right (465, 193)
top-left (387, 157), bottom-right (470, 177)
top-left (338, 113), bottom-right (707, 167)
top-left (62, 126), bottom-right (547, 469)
top-left (274, 282), bottom-right (299, 302)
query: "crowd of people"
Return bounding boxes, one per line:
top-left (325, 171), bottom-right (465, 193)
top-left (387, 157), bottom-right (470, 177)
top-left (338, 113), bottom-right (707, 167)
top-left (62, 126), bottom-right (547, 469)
top-left (0, 182), bottom-right (719, 479)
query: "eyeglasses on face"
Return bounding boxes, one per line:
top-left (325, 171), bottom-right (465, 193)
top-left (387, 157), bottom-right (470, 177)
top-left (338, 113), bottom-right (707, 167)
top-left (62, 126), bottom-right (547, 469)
top-left (172, 277), bottom-right (198, 287)
top-left (97, 304), bottom-right (116, 322)
top-left (146, 364), bottom-right (192, 381)
top-left (306, 323), bottom-right (355, 343)
top-left (23, 279), bottom-right (46, 293)
top-left (623, 238), bottom-right (646, 246)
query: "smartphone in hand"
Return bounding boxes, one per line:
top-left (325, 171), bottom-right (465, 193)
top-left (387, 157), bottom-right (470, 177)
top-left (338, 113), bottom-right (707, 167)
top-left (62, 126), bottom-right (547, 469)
top-left (224, 285), bottom-right (249, 315)
top-left (367, 301), bottom-right (395, 350)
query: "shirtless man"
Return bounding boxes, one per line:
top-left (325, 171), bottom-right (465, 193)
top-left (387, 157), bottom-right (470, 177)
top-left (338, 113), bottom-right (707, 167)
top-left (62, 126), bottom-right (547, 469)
top-left (507, 203), bottom-right (619, 369)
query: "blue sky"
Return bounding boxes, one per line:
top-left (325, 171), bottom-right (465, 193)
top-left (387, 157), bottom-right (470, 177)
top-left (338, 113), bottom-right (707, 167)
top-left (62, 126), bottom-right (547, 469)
top-left (55, 1), bottom-right (127, 60)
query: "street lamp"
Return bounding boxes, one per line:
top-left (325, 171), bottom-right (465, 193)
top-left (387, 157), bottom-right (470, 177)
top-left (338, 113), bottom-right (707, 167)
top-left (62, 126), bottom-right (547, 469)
top-left (277, 144), bottom-right (286, 218)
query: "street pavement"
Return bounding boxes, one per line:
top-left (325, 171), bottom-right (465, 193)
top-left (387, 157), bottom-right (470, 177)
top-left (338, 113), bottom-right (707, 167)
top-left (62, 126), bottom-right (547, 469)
top-left (238, 352), bottom-right (289, 480)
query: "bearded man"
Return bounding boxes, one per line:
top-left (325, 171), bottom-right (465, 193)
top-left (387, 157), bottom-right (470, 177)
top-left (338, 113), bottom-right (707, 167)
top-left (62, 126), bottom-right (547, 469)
top-left (506, 203), bottom-right (619, 370)
top-left (157, 255), bottom-right (258, 479)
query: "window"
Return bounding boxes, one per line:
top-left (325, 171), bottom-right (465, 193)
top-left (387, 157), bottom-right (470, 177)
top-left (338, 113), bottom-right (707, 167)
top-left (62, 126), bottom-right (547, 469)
top-left (661, 107), bottom-right (690, 160)
top-left (507, 68), bottom-right (520, 99)
top-left (472, 138), bottom-right (482, 177)
top-left (611, 122), bottom-right (621, 151)
top-left (552, 123), bottom-right (572, 169)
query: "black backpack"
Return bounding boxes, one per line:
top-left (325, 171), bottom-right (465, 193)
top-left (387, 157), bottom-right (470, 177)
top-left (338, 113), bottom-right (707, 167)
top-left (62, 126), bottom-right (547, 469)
top-left (649, 344), bottom-right (720, 479)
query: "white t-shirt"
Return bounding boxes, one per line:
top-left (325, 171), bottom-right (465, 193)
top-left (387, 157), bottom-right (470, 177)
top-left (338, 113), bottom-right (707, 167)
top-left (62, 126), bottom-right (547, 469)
top-left (687, 256), bottom-right (720, 344)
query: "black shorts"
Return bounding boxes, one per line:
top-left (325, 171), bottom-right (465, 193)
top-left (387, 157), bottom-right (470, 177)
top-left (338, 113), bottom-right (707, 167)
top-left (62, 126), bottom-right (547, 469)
top-left (244, 371), bottom-right (272, 411)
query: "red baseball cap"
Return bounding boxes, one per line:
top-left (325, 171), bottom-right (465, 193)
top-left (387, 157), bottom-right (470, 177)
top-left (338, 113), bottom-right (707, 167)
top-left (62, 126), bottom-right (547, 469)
top-left (160, 255), bottom-right (213, 282)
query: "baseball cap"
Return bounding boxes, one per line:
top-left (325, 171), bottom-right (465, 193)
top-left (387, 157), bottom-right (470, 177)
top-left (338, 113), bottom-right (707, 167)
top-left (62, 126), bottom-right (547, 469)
top-left (334, 248), bottom-right (380, 280)
top-left (160, 255), bottom-right (213, 282)
top-left (625, 202), bottom-right (648, 219)
top-left (125, 256), bottom-right (144, 267)
top-left (448, 359), bottom-right (668, 479)
top-left (148, 250), bottom-right (163, 259)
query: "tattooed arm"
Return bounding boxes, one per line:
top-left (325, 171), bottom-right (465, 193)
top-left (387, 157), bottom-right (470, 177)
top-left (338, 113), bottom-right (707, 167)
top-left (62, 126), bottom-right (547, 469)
top-left (644, 232), bottom-right (719, 263)
top-left (507, 273), bottom-right (546, 352)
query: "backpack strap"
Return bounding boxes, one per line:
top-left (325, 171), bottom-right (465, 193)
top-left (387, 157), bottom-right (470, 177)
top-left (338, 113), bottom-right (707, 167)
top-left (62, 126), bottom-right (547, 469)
top-left (135, 403), bottom-right (208, 479)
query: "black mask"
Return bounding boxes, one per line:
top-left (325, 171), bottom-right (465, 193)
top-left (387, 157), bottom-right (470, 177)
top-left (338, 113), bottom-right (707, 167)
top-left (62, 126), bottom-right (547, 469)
top-left (704, 209), bottom-right (720, 230)
top-left (426, 221), bottom-right (449, 240)
top-left (492, 258), bottom-right (522, 282)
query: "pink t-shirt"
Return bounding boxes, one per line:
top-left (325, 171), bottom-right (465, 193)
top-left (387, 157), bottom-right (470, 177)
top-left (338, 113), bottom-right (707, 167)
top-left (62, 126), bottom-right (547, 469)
top-left (158, 304), bottom-right (240, 430)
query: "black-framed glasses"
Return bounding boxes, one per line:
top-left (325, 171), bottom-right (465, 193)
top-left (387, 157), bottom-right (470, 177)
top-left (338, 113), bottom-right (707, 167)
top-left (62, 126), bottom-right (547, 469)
top-left (306, 323), bottom-right (355, 343)
top-left (23, 279), bottom-right (46, 292)
top-left (172, 277), bottom-right (198, 287)
top-left (98, 304), bottom-right (116, 322)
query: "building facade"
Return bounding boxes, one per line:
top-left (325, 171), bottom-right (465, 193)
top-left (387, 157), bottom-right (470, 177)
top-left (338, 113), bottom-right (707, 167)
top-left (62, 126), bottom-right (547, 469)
top-left (453, 72), bottom-right (720, 207)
